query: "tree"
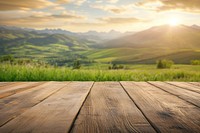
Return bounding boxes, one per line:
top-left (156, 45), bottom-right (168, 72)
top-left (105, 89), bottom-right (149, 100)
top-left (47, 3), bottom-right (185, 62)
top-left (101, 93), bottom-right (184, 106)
top-left (191, 60), bottom-right (200, 65)
top-left (157, 59), bottom-right (174, 69)
top-left (73, 60), bottom-right (81, 69)
top-left (108, 63), bottom-right (124, 70)
top-left (0, 55), bottom-right (14, 62)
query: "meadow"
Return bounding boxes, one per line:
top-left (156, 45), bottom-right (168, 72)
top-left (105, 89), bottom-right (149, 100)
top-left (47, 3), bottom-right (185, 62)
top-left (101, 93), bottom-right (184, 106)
top-left (0, 63), bottom-right (200, 81)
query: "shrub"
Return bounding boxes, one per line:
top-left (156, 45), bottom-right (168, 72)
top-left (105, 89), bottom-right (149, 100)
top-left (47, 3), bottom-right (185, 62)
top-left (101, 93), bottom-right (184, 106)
top-left (0, 55), bottom-right (14, 62)
top-left (191, 60), bottom-right (200, 65)
top-left (108, 63), bottom-right (124, 70)
top-left (73, 60), bottom-right (81, 69)
top-left (157, 59), bottom-right (174, 69)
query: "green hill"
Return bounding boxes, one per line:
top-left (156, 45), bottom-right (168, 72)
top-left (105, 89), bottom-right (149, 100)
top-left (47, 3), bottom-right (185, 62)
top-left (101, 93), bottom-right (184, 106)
top-left (88, 25), bottom-right (200, 64)
top-left (0, 27), bottom-right (96, 66)
top-left (0, 25), bottom-right (200, 65)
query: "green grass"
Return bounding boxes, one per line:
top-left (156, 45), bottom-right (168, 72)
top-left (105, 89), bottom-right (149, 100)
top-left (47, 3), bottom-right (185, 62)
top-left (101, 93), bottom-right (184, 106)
top-left (0, 64), bottom-right (200, 81)
top-left (83, 47), bottom-right (200, 64)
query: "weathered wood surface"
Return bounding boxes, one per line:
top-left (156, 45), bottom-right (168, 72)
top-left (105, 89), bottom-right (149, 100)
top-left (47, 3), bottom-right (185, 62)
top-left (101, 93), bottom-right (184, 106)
top-left (0, 82), bottom-right (68, 126)
top-left (71, 82), bottom-right (155, 133)
top-left (121, 82), bottom-right (200, 132)
top-left (167, 82), bottom-right (200, 94)
top-left (0, 82), bottom-right (44, 99)
top-left (0, 82), bottom-right (93, 133)
top-left (190, 82), bottom-right (200, 86)
top-left (0, 82), bottom-right (15, 87)
top-left (149, 81), bottom-right (200, 107)
top-left (0, 82), bottom-right (199, 133)
top-left (0, 82), bottom-right (21, 90)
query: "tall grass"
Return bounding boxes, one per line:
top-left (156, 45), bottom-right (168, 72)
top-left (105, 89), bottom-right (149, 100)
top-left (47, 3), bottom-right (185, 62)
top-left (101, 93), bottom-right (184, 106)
top-left (0, 64), bottom-right (200, 81)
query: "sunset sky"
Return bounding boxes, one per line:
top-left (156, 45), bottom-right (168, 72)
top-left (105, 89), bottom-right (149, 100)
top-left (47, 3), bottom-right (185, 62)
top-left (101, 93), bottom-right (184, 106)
top-left (0, 0), bottom-right (200, 32)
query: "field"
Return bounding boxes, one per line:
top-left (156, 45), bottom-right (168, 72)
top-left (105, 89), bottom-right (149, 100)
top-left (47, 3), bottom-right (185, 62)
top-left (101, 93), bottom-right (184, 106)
top-left (0, 63), bottom-right (200, 81)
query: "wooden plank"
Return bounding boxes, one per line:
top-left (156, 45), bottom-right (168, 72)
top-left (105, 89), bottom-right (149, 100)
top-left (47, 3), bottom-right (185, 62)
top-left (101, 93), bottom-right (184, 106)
top-left (0, 82), bottom-right (93, 133)
top-left (0, 82), bottom-right (22, 90)
top-left (189, 82), bottom-right (200, 87)
top-left (71, 82), bottom-right (156, 133)
top-left (0, 82), bottom-right (44, 99)
top-left (121, 82), bottom-right (200, 132)
top-left (0, 82), bottom-right (15, 87)
top-left (167, 82), bottom-right (200, 94)
top-left (0, 82), bottom-right (68, 126)
top-left (149, 81), bottom-right (200, 107)
top-left (0, 82), bottom-right (28, 93)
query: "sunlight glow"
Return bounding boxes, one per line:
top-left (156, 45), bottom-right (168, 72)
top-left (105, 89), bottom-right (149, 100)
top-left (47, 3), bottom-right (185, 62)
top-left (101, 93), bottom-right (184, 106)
top-left (169, 17), bottom-right (180, 26)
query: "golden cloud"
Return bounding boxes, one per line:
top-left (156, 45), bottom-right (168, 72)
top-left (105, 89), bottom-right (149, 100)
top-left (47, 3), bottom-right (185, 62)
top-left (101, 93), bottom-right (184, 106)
top-left (68, 17), bottom-right (146, 32)
top-left (0, 0), bottom-right (55, 11)
top-left (99, 17), bottom-right (143, 24)
top-left (56, 0), bottom-right (86, 5)
top-left (107, 0), bottom-right (118, 3)
top-left (0, 11), bottom-right (86, 28)
top-left (137, 0), bottom-right (200, 13)
top-left (70, 17), bottom-right (145, 27)
top-left (90, 4), bottom-right (133, 14)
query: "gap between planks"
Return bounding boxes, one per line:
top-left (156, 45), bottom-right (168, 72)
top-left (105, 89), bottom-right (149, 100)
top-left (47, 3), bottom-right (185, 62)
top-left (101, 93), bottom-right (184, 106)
top-left (0, 82), bottom-right (94, 133)
top-left (0, 82), bottom-right (200, 133)
top-left (121, 82), bottom-right (200, 132)
top-left (165, 82), bottom-right (200, 94)
top-left (0, 82), bottom-right (70, 127)
top-left (0, 82), bottom-right (45, 99)
top-left (148, 81), bottom-right (200, 108)
top-left (70, 82), bottom-right (156, 133)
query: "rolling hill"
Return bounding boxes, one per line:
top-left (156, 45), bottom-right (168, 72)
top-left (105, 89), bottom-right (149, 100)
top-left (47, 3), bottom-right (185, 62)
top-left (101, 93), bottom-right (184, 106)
top-left (101, 25), bottom-right (200, 49)
top-left (88, 25), bottom-right (200, 64)
top-left (0, 26), bottom-right (97, 66)
top-left (0, 25), bottom-right (200, 65)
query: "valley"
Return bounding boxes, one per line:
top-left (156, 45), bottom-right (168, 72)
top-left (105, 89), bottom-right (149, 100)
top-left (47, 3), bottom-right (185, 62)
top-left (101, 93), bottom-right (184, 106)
top-left (0, 25), bottom-right (200, 66)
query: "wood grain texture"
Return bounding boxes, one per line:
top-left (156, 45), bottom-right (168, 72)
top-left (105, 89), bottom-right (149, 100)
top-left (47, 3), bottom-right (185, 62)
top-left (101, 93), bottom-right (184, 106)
top-left (0, 82), bottom-right (44, 99)
top-left (0, 82), bottom-right (68, 126)
top-left (0, 82), bottom-right (93, 133)
top-left (149, 81), bottom-right (200, 107)
top-left (71, 82), bottom-right (156, 133)
top-left (0, 82), bottom-right (15, 87)
top-left (189, 82), bottom-right (200, 87)
top-left (0, 82), bottom-right (22, 90)
top-left (167, 82), bottom-right (200, 94)
top-left (121, 82), bottom-right (200, 133)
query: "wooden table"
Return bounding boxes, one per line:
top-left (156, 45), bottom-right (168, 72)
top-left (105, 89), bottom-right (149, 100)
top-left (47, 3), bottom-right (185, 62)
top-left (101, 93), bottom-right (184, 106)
top-left (0, 82), bottom-right (200, 133)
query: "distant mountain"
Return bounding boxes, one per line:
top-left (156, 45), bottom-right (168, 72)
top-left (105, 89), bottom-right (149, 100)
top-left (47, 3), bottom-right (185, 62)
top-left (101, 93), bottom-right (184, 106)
top-left (36, 28), bottom-right (134, 44)
top-left (88, 25), bottom-right (200, 64)
top-left (0, 25), bottom-right (200, 64)
top-left (103, 25), bottom-right (200, 49)
top-left (36, 28), bottom-right (77, 36)
top-left (0, 26), bottom-right (96, 66)
top-left (0, 26), bottom-right (127, 42)
top-left (36, 28), bottom-right (127, 41)
top-left (191, 24), bottom-right (200, 30)
top-left (80, 30), bottom-right (122, 40)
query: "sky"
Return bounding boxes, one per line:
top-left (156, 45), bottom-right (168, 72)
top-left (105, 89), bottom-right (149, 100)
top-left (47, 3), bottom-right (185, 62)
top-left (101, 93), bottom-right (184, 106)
top-left (0, 0), bottom-right (200, 32)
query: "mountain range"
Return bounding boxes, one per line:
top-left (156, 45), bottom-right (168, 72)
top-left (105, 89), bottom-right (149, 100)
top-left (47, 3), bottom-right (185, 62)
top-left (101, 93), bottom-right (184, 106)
top-left (0, 24), bottom-right (200, 65)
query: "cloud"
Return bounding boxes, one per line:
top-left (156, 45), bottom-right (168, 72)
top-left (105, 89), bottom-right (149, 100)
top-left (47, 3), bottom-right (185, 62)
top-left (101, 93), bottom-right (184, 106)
top-left (56, 0), bottom-right (70, 4)
top-left (68, 17), bottom-right (147, 32)
top-left (99, 17), bottom-right (144, 24)
top-left (0, 0), bottom-right (55, 11)
top-left (107, 0), bottom-right (118, 3)
top-left (70, 17), bottom-right (145, 27)
top-left (51, 6), bottom-right (65, 11)
top-left (136, 0), bottom-right (200, 13)
top-left (90, 4), bottom-right (136, 14)
top-left (75, 0), bottom-right (86, 5)
top-left (56, 0), bottom-right (86, 5)
top-left (0, 11), bottom-right (86, 28)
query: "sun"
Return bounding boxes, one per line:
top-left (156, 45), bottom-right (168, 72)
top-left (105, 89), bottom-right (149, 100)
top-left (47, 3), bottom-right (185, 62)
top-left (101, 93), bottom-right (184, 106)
top-left (168, 17), bottom-right (180, 26)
